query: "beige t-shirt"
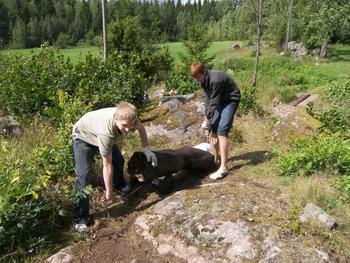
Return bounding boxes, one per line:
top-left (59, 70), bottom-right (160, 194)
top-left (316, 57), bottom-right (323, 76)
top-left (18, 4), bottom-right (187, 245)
top-left (72, 107), bottom-right (121, 156)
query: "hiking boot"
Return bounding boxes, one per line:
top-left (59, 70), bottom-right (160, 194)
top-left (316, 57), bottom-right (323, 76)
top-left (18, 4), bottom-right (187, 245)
top-left (209, 168), bottom-right (228, 180)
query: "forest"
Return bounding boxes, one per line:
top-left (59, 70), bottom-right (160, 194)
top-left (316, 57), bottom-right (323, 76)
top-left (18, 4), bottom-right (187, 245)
top-left (0, 0), bottom-right (349, 51)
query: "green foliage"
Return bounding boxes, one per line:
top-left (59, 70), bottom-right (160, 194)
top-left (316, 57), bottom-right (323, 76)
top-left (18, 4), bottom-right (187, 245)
top-left (326, 79), bottom-right (350, 101)
top-left (180, 15), bottom-right (215, 67)
top-left (275, 133), bottom-right (350, 177)
top-left (0, 44), bottom-right (73, 120)
top-left (55, 33), bottom-right (72, 49)
top-left (337, 176), bottom-right (350, 200)
top-left (0, 93), bottom-right (95, 258)
top-left (237, 85), bottom-right (264, 116)
top-left (218, 57), bottom-right (254, 72)
top-left (0, 44), bottom-right (159, 122)
top-left (165, 67), bottom-right (200, 95)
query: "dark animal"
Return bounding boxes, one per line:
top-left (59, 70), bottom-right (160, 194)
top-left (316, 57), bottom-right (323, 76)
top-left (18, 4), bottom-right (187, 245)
top-left (127, 146), bottom-right (216, 184)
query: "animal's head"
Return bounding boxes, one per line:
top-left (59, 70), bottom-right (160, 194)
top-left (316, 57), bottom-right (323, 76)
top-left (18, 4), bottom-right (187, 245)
top-left (127, 151), bottom-right (153, 182)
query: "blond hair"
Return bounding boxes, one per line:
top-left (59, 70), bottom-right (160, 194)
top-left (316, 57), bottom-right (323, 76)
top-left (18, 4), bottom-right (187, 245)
top-left (115, 101), bottom-right (138, 124)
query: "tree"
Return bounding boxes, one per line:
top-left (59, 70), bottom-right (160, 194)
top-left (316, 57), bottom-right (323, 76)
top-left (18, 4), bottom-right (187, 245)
top-left (0, 1), bottom-right (10, 48)
top-left (11, 18), bottom-right (27, 48)
top-left (251, 0), bottom-right (263, 87)
top-left (284, 0), bottom-right (293, 52)
top-left (180, 15), bottom-right (214, 67)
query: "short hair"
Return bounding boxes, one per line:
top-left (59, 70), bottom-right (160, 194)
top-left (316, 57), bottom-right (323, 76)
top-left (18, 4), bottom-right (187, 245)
top-left (190, 62), bottom-right (206, 77)
top-left (115, 101), bottom-right (138, 124)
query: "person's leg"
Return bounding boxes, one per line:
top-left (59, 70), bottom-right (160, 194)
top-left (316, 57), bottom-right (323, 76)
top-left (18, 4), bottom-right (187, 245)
top-left (112, 145), bottom-right (127, 190)
top-left (210, 133), bottom-right (219, 163)
top-left (73, 139), bottom-right (98, 225)
top-left (218, 135), bottom-right (229, 170)
top-left (209, 102), bottom-right (238, 179)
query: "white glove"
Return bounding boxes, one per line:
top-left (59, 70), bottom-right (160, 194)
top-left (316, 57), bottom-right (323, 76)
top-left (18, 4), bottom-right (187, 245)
top-left (143, 147), bottom-right (158, 167)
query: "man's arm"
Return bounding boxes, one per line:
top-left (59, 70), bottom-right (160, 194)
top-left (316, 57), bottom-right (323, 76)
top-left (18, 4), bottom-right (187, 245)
top-left (102, 154), bottom-right (114, 200)
top-left (207, 82), bottom-right (223, 119)
top-left (135, 120), bottom-right (149, 148)
top-left (135, 120), bottom-right (158, 167)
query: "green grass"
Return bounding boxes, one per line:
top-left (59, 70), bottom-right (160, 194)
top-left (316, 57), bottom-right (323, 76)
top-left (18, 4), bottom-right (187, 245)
top-left (0, 46), bottom-right (101, 64)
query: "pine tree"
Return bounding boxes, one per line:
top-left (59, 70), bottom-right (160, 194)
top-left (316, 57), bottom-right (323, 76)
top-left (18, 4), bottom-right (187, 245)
top-left (180, 14), bottom-right (214, 67)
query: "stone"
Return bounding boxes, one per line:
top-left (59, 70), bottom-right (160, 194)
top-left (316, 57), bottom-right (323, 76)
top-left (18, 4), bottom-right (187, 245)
top-left (300, 203), bottom-right (337, 229)
top-left (47, 246), bottom-right (74, 263)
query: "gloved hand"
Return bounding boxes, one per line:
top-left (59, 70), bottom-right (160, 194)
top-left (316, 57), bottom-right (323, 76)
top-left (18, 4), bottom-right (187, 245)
top-left (143, 147), bottom-right (158, 167)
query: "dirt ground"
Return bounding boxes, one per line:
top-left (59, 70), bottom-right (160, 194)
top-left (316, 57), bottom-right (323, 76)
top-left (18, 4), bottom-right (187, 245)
top-left (43, 107), bottom-right (278, 263)
top-left (64, 147), bottom-right (272, 263)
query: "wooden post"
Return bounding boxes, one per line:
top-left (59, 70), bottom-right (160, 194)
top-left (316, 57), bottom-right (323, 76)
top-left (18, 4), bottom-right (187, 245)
top-left (101, 0), bottom-right (108, 60)
top-left (284, 0), bottom-right (293, 52)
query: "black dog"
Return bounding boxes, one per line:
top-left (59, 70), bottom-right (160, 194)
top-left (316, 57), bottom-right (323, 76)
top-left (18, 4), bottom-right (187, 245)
top-left (127, 146), bottom-right (216, 185)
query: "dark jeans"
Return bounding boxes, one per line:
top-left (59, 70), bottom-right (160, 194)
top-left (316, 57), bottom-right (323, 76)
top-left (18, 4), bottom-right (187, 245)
top-left (211, 101), bottom-right (240, 136)
top-left (72, 138), bottom-right (125, 223)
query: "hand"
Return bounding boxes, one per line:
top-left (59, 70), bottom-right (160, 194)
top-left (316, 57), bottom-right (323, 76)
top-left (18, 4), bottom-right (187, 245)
top-left (105, 190), bottom-right (114, 201)
top-left (143, 147), bottom-right (158, 167)
top-left (200, 120), bottom-right (211, 130)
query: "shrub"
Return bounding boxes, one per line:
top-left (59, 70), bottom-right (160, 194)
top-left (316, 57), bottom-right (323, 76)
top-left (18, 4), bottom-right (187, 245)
top-left (326, 79), bottom-right (350, 101)
top-left (0, 93), bottom-right (95, 258)
top-left (54, 33), bottom-right (72, 49)
top-left (275, 133), bottom-right (350, 176)
top-left (0, 44), bottom-right (73, 120)
top-left (217, 57), bottom-right (254, 73)
top-left (165, 66), bottom-right (200, 94)
top-left (237, 85), bottom-right (264, 116)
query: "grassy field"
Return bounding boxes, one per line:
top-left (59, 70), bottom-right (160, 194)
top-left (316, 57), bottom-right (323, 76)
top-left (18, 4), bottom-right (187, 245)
top-left (0, 46), bottom-right (101, 64)
top-left (2, 42), bottom-right (350, 79)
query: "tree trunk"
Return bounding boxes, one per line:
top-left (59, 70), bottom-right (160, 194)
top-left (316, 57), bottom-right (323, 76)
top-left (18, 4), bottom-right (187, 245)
top-left (284, 0), bottom-right (293, 52)
top-left (320, 36), bottom-right (329, 58)
top-left (101, 0), bottom-right (108, 60)
top-left (252, 0), bottom-right (262, 87)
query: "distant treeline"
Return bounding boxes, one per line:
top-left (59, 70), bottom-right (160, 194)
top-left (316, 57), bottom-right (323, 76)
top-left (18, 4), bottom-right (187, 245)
top-left (0, 0), bottom-right (349, 50)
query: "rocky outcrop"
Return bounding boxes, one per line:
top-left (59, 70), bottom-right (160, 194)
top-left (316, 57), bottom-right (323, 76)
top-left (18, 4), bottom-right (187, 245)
top-left (272, 106), bottom-right (322, 142)
top-left (134, 181), bottom-right (330, 262)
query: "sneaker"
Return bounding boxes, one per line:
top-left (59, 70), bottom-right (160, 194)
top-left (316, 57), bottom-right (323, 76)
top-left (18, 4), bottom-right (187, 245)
top-left (209, 168), bottom-right (228, 180)
top-left (74, 222), bottom-right (88, 233)
top-left (115, 184), bottom-right (131, 194)
top-left (73, 217), bottom-right (92, 233)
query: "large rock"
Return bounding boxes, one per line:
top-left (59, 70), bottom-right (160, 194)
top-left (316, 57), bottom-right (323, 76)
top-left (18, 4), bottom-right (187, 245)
top-left (47, 246), bottom-right (74, 263)
top-left (300, 203), bottom-right (337, 229)
top-left (272, 107), bottom-right (323, 142)
top-left (134, 181), bottom-right (330, 262)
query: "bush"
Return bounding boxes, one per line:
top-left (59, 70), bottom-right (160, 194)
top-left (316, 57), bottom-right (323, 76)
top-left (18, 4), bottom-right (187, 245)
top-left (217, 57), bottom-right (254, 73)
top-left (0, 45), bottom-right (157, 122)
top-left (0, 44), bottom-right (73, 120)
top-left (326, 79), bottom-right (350, 101)
top-left (275, 133), bottom-right (350, 176)
top-left (0, 94), bottom-right (95, 258)
top-left (54, 33), bottom-right (72, 49)
top-left (237, 85), bottom-right (264, 116)
top-left (165, 66), bottom-right (200, 95)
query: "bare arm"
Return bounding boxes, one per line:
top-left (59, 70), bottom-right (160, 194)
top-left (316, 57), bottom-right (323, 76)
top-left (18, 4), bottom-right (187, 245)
top-left (135, 120), bottom-right (149, 148)
top-left (102, 154), bottom-right (114, 200)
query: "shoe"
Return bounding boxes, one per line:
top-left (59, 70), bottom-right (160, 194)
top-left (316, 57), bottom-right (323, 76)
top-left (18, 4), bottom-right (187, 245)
top-left (115, 184), bottom-right (131, 194)
top-left (74, 218), bottom-right (90, 233)
top-left (209, 168), bottom-right (228, 180)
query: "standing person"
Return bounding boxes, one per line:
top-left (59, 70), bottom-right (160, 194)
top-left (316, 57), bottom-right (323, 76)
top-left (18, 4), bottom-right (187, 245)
top-left (72, 102), bottom-right (157, 232)
top-left (190, 62), bottom-right (240, 180)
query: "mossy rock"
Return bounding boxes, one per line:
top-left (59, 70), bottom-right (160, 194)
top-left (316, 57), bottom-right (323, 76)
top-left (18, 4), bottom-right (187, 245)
top-left (139, 103), bottom-right (169, 122)
top-left (272, 107), bottom-right (323, 142)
